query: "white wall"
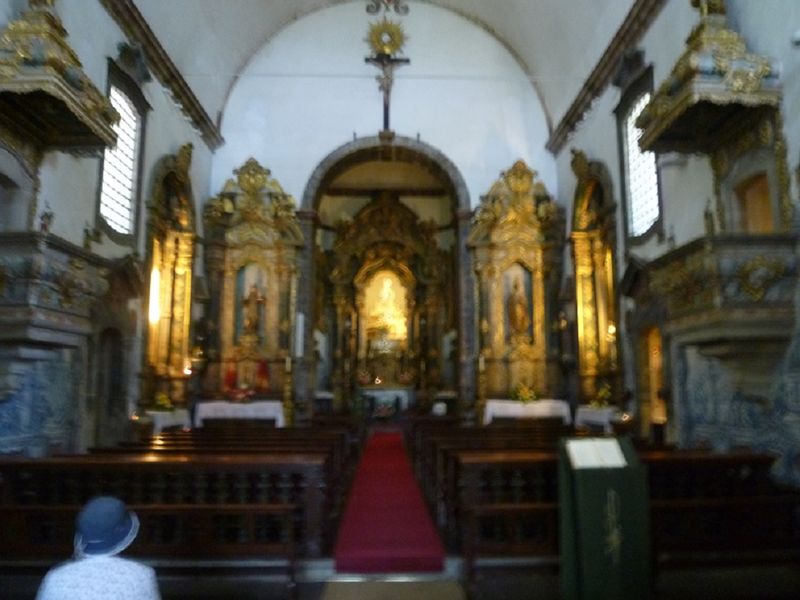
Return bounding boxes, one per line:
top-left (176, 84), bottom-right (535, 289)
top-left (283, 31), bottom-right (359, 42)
top-left (553, 0), bottom-right (717, 269)
top-left (213, 2), bottom-right (554, 207)
top-left (556, 0), bottom-right (800, 267)
top-left (3, 0), bottom-right (216, 255)
top-left (729, 0), bottom-right (800, 204)
top-left (0, 0), bottom-right (217, 422)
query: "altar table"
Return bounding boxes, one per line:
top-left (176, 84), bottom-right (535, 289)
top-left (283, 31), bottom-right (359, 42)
top-left (483, 399), bottom-right (572, 425)
top-left (359, 386), bottom-right (415, 412)
top-left (194, 400), bottom-right (285, 428)
top-left (574, 405), bottom-right (620, 434)
top-left (146, 408), bottom-right (191, 434)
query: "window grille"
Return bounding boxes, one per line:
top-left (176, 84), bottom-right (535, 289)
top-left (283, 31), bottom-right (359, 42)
top-left (624, 93), bottom-right (659, 237)
top-left (99, 86), bottom-right (141, 235)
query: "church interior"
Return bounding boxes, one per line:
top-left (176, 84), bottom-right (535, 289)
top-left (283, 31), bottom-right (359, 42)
top-left (1, 0), bottom-right (800, 598)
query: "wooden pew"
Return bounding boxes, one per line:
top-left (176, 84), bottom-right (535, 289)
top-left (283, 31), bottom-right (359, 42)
top-left (413, 422), bottom-right (572, 519)
top-left (0, 452), bottom-right (331, 558)
top-left (92, 425), bottom-right (358, 538)
top-left (0, 503), bottom-right (297, 595)
top-left (452, 447), bottom-right (800, 588)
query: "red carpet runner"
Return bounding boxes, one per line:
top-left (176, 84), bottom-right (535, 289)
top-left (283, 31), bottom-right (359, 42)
top-left (334, 431), bottom-right (445, 572)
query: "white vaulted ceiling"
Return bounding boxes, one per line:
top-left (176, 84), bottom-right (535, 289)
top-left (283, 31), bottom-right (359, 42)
top-left (131, 0), bottom-right (634, 132)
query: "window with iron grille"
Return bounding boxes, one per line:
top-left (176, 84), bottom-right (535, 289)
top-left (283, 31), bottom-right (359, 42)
top-left (623, 92), bottom-right (659, 238)
top-left (99, 85), bottom-right (141, 235)
top-left (615, 62), bottom-right (662, 246)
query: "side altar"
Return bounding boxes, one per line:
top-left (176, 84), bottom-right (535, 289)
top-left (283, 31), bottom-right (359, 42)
top-left (469, 160), bottom-right (565, 408)
top-left (201, 159), bottom-right (303, 424)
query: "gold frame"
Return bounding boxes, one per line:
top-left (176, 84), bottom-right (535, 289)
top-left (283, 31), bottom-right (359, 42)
top-left (203, 158), bottom-right (303, 424)
top-left (143, 144), bottom-right (196, 407)
top-left (469, 160), bottom-right (564, 404)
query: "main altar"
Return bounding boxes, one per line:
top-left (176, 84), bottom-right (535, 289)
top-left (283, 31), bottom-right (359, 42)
top-left (321, 191), bottom-right (453, 412)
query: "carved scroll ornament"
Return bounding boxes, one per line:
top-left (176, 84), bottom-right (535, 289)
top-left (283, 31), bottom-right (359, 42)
top-left (0, 0), bottom-right (118, 151)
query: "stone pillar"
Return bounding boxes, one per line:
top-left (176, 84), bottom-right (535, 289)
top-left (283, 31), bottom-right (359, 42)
top-left (293, 210), bottom-right (317, 420)
top-left (456, 209), bottom-right (476, 419)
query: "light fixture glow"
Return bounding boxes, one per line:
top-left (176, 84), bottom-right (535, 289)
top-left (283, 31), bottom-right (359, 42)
top-left (148, 266), bottom-right (161, 325)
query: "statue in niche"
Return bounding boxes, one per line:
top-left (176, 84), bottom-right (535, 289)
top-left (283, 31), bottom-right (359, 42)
top-left (242, 284), bottom-right (265, 335)
top-left (571, 149), bottom-right (601, 231)
top-left (507, 276), bottom-right (530, 337)
top-left (164, 143), bottom-right (193, 230)
top-left (369, 276), bottom-right (406, 340)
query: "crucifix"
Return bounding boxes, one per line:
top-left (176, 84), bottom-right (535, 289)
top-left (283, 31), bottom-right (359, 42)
top-left (365, 19), bottom-right (410, 134)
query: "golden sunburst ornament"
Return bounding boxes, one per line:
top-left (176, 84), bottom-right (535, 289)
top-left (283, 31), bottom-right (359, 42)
top-left (367, 18), bottom-right (406, 55)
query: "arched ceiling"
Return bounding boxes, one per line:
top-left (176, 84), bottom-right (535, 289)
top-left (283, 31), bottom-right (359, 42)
top-left (131, 0), bottom-right (633, 131)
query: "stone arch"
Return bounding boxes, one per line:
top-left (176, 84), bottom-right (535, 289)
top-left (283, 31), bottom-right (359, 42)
top-left (301, 135), bottom-right (470, 212)
top-left (294, 135), bottom-right (477, 416)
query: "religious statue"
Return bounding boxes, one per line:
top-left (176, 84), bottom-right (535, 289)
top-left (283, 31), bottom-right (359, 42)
top-left (242, 284), bottom-right (265, 335)
top-left (369, 276), bottom-right (406, 340)
top-left (507, 276), bottom-right (530, 337)
top-left (571, 148), bottom-right (601, 231)
top-left (164, 143), bottom-right (193, 230)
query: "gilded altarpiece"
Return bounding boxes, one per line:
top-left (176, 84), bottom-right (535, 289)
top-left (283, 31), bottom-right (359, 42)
top-left (326, 192), bottom-right (450, 410)
top-left (203, 159), bottom-right (303, 422)
top-left (144, 144), bottom-right (196, 406)
top-left (469, 160), bottom-right (564, 402)
top-left (569, 150), bottom-right (619, 401)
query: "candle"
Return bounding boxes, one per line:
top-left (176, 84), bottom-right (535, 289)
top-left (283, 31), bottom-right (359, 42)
top-left (478, 355), bottom-right (485, 372)
top-left (285, 356), bottom-right (291, 373)
top-left (295, 313), bottom-right (304, 357)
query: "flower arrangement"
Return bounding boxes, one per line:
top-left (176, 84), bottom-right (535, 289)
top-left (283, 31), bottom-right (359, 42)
top-left (512, 383), bottom-right (538, 404)
top-left (228, 384), bottom-right (255, 403)
top-left (373, 402), bottom-right (396, 419)
top-left (357, 370), bottom-right (373, 386)
top-left (591, 382), bottom-right (613, 407)
top-left (397, 369), bottom-right (415, 385)
top-left (153, 392), bottom-right (173, 411)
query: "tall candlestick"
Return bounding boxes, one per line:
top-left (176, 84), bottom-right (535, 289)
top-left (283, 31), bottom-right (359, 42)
top-left (295, 313), bottom-right (304, 357)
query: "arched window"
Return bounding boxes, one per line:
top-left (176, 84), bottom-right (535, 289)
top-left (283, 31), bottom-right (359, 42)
top-left (97, 61), bottom-right (149, 242)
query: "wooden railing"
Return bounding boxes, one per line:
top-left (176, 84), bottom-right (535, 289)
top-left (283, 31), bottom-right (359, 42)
top-left (407, 424), bottom-right (800, 588)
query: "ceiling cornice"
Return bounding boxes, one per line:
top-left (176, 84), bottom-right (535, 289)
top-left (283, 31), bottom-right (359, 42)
top-left (98, 0), bottom-right (224, 150)
top-left (546, 0), bottom-right (667, 155)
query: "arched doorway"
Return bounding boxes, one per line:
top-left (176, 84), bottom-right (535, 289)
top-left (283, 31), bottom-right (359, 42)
top-left (298, 136), bottom-right (474, 416)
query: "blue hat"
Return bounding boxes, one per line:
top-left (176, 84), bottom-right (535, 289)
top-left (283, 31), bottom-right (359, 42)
top-left (74, 496), bottom-right (139, 557)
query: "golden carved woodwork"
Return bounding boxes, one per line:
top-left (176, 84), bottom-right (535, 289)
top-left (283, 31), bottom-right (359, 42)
top-left (737, 256), bottom-right (786, 302)
top-left (144, 144), bottom-right (196, 406)
top-left (649, 235), bottom-right (796, 345)
top-left (570, 150), bottom-right (619, 401)
top-left (203, 158), bottom-right (302, 421)
top-left (0, 0), bottom-right (118, 152)
top-left (469, 160), bottom-right (564, 399)
top-left (637, 0), bottom-right (780, 155)
top-left (710, 112), bottom-right (792, 232)
top-left (327, 191), bottom-right (447, 408)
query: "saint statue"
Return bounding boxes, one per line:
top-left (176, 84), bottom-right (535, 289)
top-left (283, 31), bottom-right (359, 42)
top-left (507, 276), bottom-right (530, 337)
top-left (369, 276), bottom-right (406, 340)
top-left (242, 284), bottom-right (265, 335)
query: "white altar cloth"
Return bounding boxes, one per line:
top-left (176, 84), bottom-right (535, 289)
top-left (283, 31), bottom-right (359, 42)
top-left (194, 400), bottom-right (285, 428)
top-left (483, 399), bottom-right (572, 425)
top-left (145, 409), bottom-right (190, 434)
top-left (359, 386), bottom-right (415, 412)
top-left (574, 405), bottom-right (620, 434)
